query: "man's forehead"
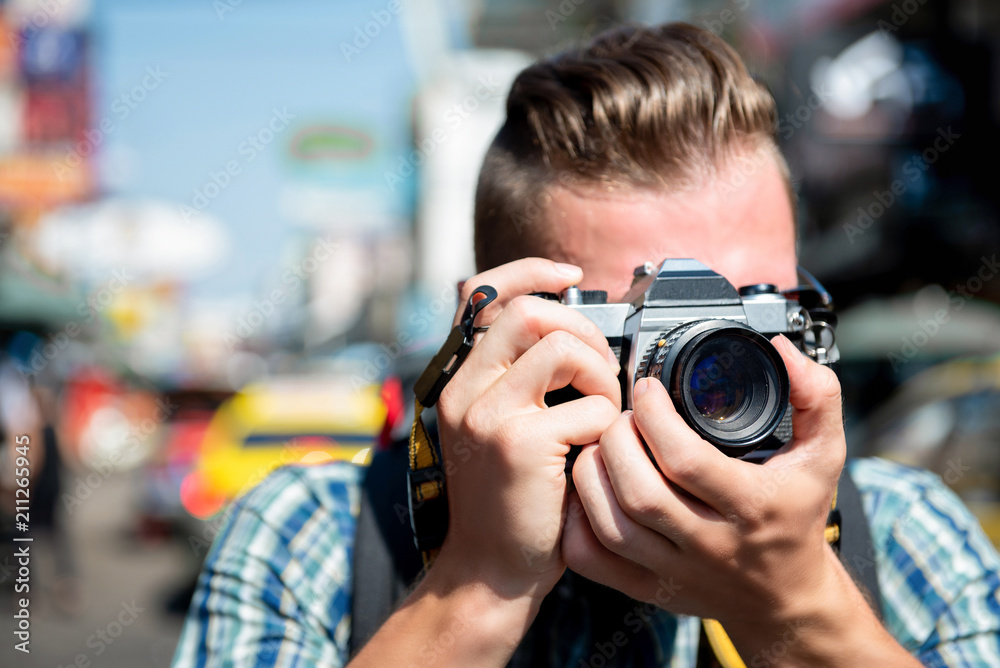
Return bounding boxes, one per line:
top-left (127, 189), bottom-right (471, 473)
top-left (539, 157), bottom-right (798, 299)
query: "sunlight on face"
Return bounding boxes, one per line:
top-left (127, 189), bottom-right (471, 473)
top-left (541, 154), bottom-right (797, 301)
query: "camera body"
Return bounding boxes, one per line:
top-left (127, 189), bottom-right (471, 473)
top-left (552, 259), bottom-right (838, 461)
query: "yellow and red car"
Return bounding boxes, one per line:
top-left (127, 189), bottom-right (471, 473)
top-left (180, 374), bottom-right (392, 519)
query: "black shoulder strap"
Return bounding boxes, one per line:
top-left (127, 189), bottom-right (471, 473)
top-left (835, 468), bottom-right (884, 617)
top-left (349, 445), bottom-right (425, 659)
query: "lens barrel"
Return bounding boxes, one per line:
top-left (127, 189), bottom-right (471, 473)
top-left (642, 320), bottom-right (790, 456)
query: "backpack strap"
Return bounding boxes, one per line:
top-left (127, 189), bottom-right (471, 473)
top-left (834, 467), bottom-right (884, 617)
top-left (348, 445), bottom-right (425, 659)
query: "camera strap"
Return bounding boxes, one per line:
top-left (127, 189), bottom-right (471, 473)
top-left (408, 285), bottom-right (496, 567)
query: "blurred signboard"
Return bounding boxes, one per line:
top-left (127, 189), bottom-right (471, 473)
top-left (18, 28), bottom-right (89, 144)
top-left (24, 80), bottom-right (89, 144)
top-left (0, 19), bottom-right (19, 81)
top-left (18, 28), bottom-right (86, 82)
top-left (0, 152), bottom-right (90, 206)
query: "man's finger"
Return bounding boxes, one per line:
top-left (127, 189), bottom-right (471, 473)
top-left (521, 395), bottom-right (621, 449)
top-left (598, 412), bottom-right (715, 546)
top-left (451, 296), bottom-right (618, 403)
top-left (488, 330), bottom-right (621, 413)
top-left (764, 335), bottom-right (846, 474)
top-left (631, 377), bottom-right (749, 516)
top-left (562, 490), bottom-right (671, 606)
top-left (572, 445), bottom-right (675, 568)
top-left (453, 258), bottom-right (583, 327)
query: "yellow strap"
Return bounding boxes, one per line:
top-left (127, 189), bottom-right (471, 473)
top-left (701, 486), bottom-right (842, 667)
top-left (409, 399), bottom-right (444, 567)
top-left (409, 400), bottom-right (443, 502)
top-left (702, 619), bottom-right (746, 668)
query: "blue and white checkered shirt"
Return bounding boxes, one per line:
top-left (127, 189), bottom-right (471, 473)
top-left (172, 457), bottom-right (1000, 667)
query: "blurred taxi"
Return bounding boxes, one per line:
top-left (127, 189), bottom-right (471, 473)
top-left (180, 374), bottom-right (390, 519)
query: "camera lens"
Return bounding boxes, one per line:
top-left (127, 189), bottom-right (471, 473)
top-left (643, 320), bottom-right (790, 456)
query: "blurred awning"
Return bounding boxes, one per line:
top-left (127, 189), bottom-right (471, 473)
top-left (31, 198), bottom-right (230, 283)
top-left (0, 249), bottom-right (82, 328)
top-left (837, 288), bottom-right (1000, 361)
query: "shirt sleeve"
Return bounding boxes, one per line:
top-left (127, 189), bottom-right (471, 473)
top-left (850, 457), bottom-right (1000, 667)
top-left (172, 464), bottom-right (362, 668)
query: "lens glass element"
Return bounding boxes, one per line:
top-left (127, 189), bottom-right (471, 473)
top-left (688, 348), bottom-right (752, 421)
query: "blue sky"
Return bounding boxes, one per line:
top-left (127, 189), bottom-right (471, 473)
top-left (90, 0), bottom-right (419, 300)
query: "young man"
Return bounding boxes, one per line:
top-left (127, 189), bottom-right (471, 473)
top-left (174, 23), bottom-right (1000, 667)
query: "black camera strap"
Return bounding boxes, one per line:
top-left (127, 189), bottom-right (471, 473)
top-left (407, 285), bottom-right (496, 566)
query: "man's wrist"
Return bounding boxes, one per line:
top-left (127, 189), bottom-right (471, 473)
top-left (406, 548), bottom-right (545, 665)
top-left (352, 550), bottom-right (542, 668)
top-left (720, 547), bottom-right (917, 667)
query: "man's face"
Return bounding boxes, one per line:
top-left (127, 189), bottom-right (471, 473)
top-left (541, 153), bottom-right (797, 301)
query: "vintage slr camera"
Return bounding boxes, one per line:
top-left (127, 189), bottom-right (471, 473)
top-left (546, 259), bottom-right (838, 461)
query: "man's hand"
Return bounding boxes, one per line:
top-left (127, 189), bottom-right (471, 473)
top-left (562, 334), bottom-right (920, 666)
top-left (435, 258), bottom-right (621, 599)
top-left (352, 258), bottom-right (622, 668)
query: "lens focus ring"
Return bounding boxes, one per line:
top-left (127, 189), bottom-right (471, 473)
top-left (641, 320), bottom-right (790, 456)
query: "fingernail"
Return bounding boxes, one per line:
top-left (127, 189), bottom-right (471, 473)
top-left (633, 378), bottom-right (650, 401)
top-left (778, 335), bottom-right (806, 369)
top-left (606, 347), bottom-right (620, 371)
top-left (555, 262), bottom-right (582, 277)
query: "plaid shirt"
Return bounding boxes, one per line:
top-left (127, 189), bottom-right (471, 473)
top-left (172, 457), bottom-right (1000, 667)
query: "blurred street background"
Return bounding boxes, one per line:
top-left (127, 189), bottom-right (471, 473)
top-left (1, 0), bottom-right (999, 665)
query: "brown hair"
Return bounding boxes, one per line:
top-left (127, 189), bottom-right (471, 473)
top-left (473, 22), bottom-right (787, 271)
